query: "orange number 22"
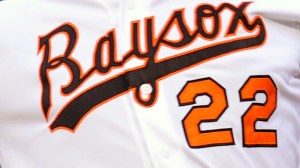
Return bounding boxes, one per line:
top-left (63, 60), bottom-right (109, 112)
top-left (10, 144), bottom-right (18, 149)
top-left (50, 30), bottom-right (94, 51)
top-left (178, 76), bottom-right (277, 148)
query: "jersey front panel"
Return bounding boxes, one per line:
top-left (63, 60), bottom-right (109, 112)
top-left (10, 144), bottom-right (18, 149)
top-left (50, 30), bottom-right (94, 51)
top-left (0, 0), bottom-right (299, 168)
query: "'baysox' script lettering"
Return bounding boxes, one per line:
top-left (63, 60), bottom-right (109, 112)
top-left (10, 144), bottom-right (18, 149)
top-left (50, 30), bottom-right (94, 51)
top-left (38, 2), bottom-right (266, 132)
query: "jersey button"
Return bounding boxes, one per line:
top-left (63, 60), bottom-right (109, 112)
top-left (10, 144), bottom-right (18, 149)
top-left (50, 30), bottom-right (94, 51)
top-left (127, 3), bottom-right (136, 10)
top-left (140, 84), bottom-right (153, 95)
top-left (160, 148), bottom-right (172, 158)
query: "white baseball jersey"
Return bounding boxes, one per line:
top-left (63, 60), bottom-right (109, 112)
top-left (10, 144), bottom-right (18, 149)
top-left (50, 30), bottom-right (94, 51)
top-left (0, 0), bottom-right (299, 167)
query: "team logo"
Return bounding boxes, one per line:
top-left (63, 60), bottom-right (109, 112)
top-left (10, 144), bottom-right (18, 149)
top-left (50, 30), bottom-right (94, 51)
top-left (38, 2), bottom-right (266, 132)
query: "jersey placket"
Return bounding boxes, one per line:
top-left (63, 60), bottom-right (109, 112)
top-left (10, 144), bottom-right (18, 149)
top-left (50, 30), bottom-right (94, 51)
top-left (119, 0), bottom-right (188, 167)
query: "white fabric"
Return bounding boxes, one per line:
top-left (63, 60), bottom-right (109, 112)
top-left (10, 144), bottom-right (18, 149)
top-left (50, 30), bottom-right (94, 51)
top-left (0, 0), bottom-right (299, 167)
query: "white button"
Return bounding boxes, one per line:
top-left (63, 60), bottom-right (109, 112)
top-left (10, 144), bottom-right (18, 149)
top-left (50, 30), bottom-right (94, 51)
top-left (128, 3), bottom-right (136, 10)
top-left (140, 84), bottom-right (153, 95)
top-left (111, 18), bottom-right (118, 27)
top-left (160, 148), bottom-right (171, 158)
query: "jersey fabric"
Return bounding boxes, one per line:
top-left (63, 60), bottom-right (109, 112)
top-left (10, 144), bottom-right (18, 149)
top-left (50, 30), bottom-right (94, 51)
top-left (0, 0), bottom-right (299, 167)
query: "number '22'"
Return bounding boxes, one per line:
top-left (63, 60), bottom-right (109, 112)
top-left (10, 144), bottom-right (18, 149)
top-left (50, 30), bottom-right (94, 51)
top-left (177, 75), bottom-right (277, 148)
